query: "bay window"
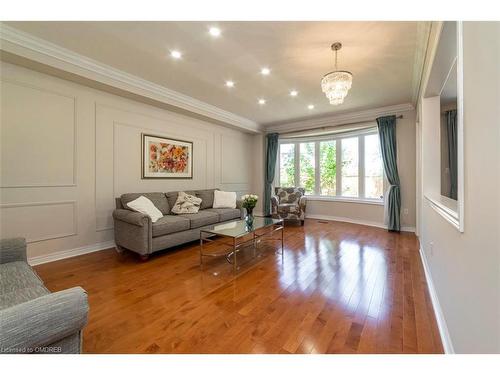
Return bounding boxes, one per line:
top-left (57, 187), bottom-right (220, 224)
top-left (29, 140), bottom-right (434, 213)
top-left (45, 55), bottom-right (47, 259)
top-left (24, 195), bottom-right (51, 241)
top-left (277, 130), bottom-right (384, 202)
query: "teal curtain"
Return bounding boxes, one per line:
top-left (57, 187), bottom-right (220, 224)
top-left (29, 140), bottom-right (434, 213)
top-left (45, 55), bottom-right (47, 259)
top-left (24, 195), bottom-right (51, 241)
top-left (377, 115), bottom-right (401, 232)
top-left (446, 110), bottom-right (458, 200)
top-left (264, 133), bottom-right (279, 216)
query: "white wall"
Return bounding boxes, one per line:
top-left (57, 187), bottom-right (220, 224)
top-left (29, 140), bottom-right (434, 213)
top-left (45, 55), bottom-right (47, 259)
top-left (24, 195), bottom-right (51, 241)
top-left (0, 62), bottom-right (254, 262)
top-left (418, 22), bottom-right (500, 353)
top-left (254, 108), bottom-right (417, 230)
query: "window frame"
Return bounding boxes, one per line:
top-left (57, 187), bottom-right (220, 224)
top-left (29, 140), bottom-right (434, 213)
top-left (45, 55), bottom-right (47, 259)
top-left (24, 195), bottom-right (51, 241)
top-left (276, 129), bottom-right (386, 205)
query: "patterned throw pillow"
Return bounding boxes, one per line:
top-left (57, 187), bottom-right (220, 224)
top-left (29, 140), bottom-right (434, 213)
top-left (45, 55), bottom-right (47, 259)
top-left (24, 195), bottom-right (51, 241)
top-left (171, 191), bottom-right (202, 214)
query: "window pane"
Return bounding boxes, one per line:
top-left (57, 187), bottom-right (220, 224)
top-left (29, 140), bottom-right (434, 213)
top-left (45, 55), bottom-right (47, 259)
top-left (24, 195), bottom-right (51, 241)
top-left (279, 143), bottom-right (295, 187)
top-left (365, 134), bottom-right (384, 199)
top-left (320, 141), bottom-right (336, 196)
top-left (341, 137), bottom-right (359, 197)
top-left (299, 142), bottom-right (315, 194)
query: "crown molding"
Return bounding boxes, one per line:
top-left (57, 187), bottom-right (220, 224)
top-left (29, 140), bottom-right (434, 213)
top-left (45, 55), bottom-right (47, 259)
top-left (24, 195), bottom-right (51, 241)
top-left (0, 24), bottom-right (260, 133)
top-left (263, 103), bottom-right (414, 134)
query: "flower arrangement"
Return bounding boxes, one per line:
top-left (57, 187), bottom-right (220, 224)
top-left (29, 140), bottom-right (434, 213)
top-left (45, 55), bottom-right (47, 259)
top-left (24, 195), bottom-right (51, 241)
top-left (241, 194), bottom-right (258, 211)
top-left (241, 194), bottom-right (258, 225)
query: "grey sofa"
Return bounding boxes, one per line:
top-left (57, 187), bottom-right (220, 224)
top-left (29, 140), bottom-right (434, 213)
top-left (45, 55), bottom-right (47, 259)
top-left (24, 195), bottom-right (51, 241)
top-left (113, 189), bottom-right (244, 259)
top-left (0, 238), bottom-right (89, 354)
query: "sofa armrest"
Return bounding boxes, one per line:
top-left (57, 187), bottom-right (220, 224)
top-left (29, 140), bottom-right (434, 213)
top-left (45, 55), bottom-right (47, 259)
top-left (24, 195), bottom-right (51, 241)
top-left (236, 199), bottom-right (243, 210)
top-left (0, 237), bottom-right (27, 264)
top-left (235, 200), bottom-right (246, 219)
top-left (113, 209), bottom-right (150, 227)
top-left (0, 287), bottom-right (89, 353)
top-left (113, 210), bottom-right (152, 255)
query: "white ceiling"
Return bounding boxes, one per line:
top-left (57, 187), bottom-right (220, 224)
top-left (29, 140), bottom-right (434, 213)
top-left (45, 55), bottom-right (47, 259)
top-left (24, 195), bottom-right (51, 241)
top-left (5, 21), bottom-right (422, 126)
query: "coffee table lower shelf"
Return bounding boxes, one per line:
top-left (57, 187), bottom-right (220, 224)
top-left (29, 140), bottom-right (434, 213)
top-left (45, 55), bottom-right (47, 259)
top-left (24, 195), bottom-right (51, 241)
top-left (199, 218), bottom-right (284, 273)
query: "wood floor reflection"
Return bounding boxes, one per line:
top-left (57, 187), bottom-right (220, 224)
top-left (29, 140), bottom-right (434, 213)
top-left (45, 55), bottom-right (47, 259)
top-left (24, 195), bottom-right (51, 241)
top-left (34, 219), bottom-right (443, 354)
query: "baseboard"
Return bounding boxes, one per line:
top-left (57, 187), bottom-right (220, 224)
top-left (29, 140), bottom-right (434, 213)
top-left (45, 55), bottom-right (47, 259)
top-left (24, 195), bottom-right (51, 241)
top-left (305, 214), bottom-right (416, 233)
top-left (418, 245), bottom-right (455, 354)
top-left (28, 240), bottom-right (115, 266)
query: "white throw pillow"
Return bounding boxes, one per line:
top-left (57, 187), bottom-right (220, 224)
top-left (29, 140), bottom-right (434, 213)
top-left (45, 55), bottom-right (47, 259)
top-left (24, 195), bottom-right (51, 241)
top-left (126, 196), bottom-right (163, 223)
top-left (213, 190), bottom-right (237, 209)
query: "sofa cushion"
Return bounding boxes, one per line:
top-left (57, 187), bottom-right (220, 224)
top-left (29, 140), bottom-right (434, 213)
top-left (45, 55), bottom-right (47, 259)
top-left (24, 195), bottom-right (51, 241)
top-left (194, 189), bottom-right (218, 210)
top-left (166, 191), bottom-right (196, 213)
top-left (178, 211), bottom-right (219, 229)
top-left (0, 261), bottom-right (45, 294)
top-left (121, 192), bottom-right (169, 215)
top-left (205, 208), bottom-right (241, 222)
top-left (152, 215), bottom-right (190, 237)
top-left (0, 285), bottom-right (49, 310)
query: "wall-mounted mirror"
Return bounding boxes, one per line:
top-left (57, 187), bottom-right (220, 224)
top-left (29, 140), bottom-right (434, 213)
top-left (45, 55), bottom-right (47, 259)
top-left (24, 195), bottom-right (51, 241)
top-left (440, 61), bottom-right (458, 200)
top-left (422, 21), bottom-right (464, 232)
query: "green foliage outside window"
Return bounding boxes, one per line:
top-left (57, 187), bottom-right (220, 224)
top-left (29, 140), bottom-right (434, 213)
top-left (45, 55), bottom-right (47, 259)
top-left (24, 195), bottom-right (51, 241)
top-left (280, 144), bottom-right (295, 187)
top-left (320, 141), bottom-right (336, 195)
top-left (299, 143), bottom-right (315, 194)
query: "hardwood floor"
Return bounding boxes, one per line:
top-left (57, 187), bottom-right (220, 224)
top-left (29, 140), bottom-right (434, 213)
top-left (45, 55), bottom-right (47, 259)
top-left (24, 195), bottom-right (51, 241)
top-left (34, 219), bottom-right (443, 354)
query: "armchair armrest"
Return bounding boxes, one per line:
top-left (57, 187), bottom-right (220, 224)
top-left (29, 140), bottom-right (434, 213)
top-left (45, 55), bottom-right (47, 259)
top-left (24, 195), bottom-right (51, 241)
top-left (0, 237), bottom-right (27, 264)
top-left (299, 196), bottom-right (307, 210)
top-left (113, 209), bottom-right (151, 227)
top-left (271, 196), bottom-right (279, 207)
top-left (0, 287), bottom-right (89, 352)
top-left (270, 196), bottom-right (279, 215)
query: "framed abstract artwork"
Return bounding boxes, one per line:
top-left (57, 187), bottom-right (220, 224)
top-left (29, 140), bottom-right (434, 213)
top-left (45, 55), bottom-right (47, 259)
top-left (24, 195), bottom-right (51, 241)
top-left (141, 133), bottom-right (193, 179)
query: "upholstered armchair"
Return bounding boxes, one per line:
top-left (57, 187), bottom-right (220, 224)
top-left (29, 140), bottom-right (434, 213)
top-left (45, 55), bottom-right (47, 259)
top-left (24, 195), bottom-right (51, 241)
top-left (271, 187), bottom-right (307, 225)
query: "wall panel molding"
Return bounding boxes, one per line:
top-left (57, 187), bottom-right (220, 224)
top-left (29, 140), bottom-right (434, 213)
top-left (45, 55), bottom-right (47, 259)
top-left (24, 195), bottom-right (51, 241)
top-left (0, 200), bottom-right (78, 243)
top-left (220, 134), bottom-right (250, 185)
top-left (0, 78), bottom-right (77, 188)
top-left (95, 103), bottom-right (214, 232)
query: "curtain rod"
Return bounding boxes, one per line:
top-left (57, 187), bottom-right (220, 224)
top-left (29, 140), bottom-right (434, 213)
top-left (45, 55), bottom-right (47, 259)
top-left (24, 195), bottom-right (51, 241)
top-left (277, 115), bottom-right (404, 135)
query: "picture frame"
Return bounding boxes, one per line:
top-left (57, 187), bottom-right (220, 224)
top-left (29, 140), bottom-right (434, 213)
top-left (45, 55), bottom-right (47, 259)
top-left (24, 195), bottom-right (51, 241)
top-left (141, 133), bottom-right (193, 179)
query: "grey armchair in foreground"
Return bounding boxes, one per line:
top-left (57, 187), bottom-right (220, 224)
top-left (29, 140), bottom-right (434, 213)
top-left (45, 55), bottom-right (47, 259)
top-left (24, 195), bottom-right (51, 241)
top-left (0, 238), bottom-right (89, 354)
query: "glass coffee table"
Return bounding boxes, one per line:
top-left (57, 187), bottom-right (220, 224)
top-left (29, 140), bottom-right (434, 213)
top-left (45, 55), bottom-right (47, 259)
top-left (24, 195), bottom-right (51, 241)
top-left (199, 217), bottom-right (284, 273)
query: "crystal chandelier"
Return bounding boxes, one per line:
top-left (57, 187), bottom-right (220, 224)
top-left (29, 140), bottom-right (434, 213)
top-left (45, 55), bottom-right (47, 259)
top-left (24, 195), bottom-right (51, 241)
top-left (321, 42), bottom-right (353, 105)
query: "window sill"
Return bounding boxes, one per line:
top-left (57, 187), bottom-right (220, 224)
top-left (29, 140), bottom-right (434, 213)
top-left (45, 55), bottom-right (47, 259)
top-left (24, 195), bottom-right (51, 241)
top-left (305, 196), bottom-right (384, 206)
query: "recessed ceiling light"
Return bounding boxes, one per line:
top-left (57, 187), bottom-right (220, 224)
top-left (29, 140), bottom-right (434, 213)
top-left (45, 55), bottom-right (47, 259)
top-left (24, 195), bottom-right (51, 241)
top-left (260, 68), bottom-right (271, 76)
top-left (308, 104), bottom-right (315, 110)
top-left (258, 98), bottom-right (266, 105)
top-left (290, 90), bottom-right (298, 97)
top-left (209, 27), bottom-right (221, 37)
top-left (225, 80), bottom-right (235, 87)
top-left (170, 50), bottom-right (182, 59)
